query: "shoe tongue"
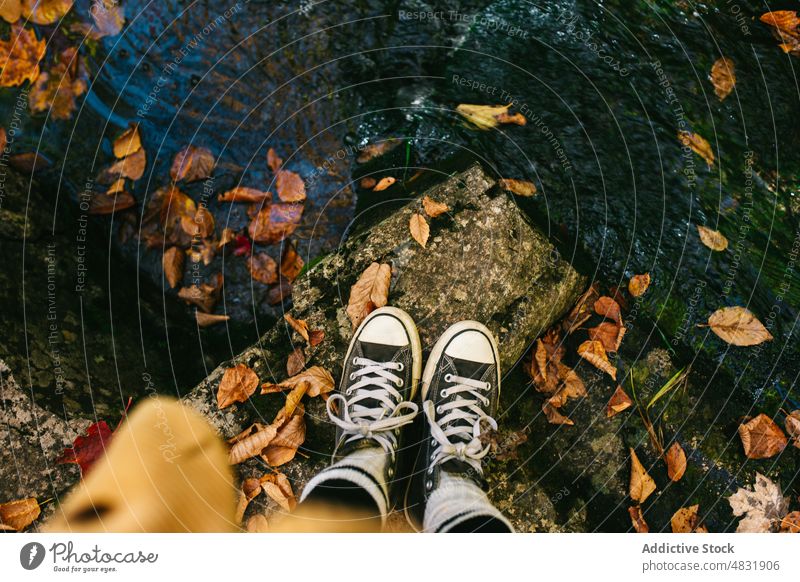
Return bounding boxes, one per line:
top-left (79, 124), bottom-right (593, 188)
top-left (358, 340), bottom-right (403, 363)
top-left (449, 357), bottom-right (490, 382)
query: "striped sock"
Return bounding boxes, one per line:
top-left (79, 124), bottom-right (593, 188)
top-left (299, 447), bottom-right (391, 525)
top-left (423, 472), bottom-right (514, 533)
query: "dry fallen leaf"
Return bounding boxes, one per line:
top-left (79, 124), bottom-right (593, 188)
top-left (780, 512), bottom-right (800, 533)
top-left (546, 363), bottom-right (586, 408)
top-left (280, 241), bottom-right (304, 282)
top-left (628, 273), bottom-right (650, 297)
top-left (0, 24), bottom-right (46, 87)
top-left (260, 473), bottom-right (296, 512)
top-left (88, 191), bottom-right (135, 215)
top-left (235, 477), bottom-right (263, 524)
top-left (422, 196), bottom-right (449, 218)
top-left (456, 104), bottom-right (525, 129)
top-left (678, 130), bottom-right (715, 167)
top-left (286, 347), bottom-right (305, 377)
top-left (606, 385), bottom-right (633, 418)
top-left (228, 422), bottom-right (279, 465)
top-left (170, 145), bottom-right (214, 183)
top-left (247, 252), bottom-right (278, 285)
top-left (346, 262), bottom-right (391, 329)
top-left (409, 213), bottom-right (430, 248)
top-left (248, 203), bottom-right (303, 244)
top-left (594, 296), bottom-right (622, 324)
top-left (267, 280), bottom-right (292, 306)
top-left (177, 273), bottom-right (222, 313)
top-left (728, 473), bottom-right (789, 533)
top-left (217, 186), bottom-right (271, 204)
top-left (284, 313), bottom-right (310, 342)
top-left (738, 413), bottom-right (788, 459)
top-left (113, 123), bottom-right (142, 159)
top-left (760, 11), bottom-right (800, 55)
top-left (261, 366), bottom-right (334, 399)
top-left (707, 306), bottom-right (773, 346)
top-left (29, 46), bottom-right (88, 120)
top-left (710, 57), bottom-right (736, 101)
top-left (0, 497), bottom-right (41, 531)
top-left (527, 328), bottom-right (564, 395)
top-left (697, 225), bottom-right (728, 251)
top-left (372, 176), bottom-right (396, 191)
top-left (588, 321), bottom-right (626, 353)
top-left (162, 246), bottom-right (184, 288)
top-left (671, 505), bottom-right (708, 533)
top-left (563, 284), bottom-right (600, 334)
top-left (542, 402), bottom-right (573, 426)
top-left (262, 406), bottom-right (306, 467)
top-left (628, 506), bottom-right (649, 533)
top-left (498, 178), bottom-right (537, 197)
top-left (275, 170), bottom-right (306, 203)
top-left (71, 0), bottom-right (124, 39)
top-left (22, 0), bottom-right (74, 25)
top-left (246, 513), bottom-right (270, 532)
top-left (356, 139), bottom-right (400, 163)
top-left (97, 148), bottom-right (146, 184)
top-left (360, 177), bottom-right (377, 189)
top-left (665, 441), bottom-right (687, 482)
top-left (785, 410), bottom-right (800, 449)
top-left (195, 311), bottom-right (230, 327)
top-left (0, 1), bottom-right (21, 23)
top-left (578, 340), bottom-right (617, 380)
top-left (629, 448), bottom-right (657, 503)
top-left (267, 147), bottom-right (282, 172)
top-left (217, 363), bottom-right (260, 409)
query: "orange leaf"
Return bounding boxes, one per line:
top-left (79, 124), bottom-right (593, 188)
top-left (280, 241), bottom-right (304, 282)
top-left (760, 11), bottom-right (800, 34)
top-left (267, 147), bottom-right (283, 172)
top-left (0, 24), bottom-right (45, 87)
top-left (88, 191), bottom-right (135, 215)
top-left (360, 177), bottom-right (376, 189)
top-left (346, 262), bottom-right (391, 329)
top-left (409, 213), bottom-right (430, 248)
top-left (248, 203), bottom-right (303, 244)
top-left (422, 195), bottom-right (449, 218)
top-left (284, 314), bottom-right (310, 342)
top-left (372, 176), bottom-right (396, 191)
top-left (628, 506), bottom-right (649, 533)
top-left (678, 130), bottom-right (714, 167)
top-left (562, 284), bottom-right (600, 334)
top-left (498, 178), bottom-right (537, 197)
top-left (671, 504), bottom-right (708, 533)
top-left (275, 170), bottom-right (306, 203)
top-left (112, 123), bottom-right (142, 159)
top-left (162, 246), bottom-right (184, 288)
top-left (588, 321), bottom-right (625, 353)
top-left (697, 225), bottom-right (729, 251)
top-left (606, 385), bottom-right (632, 417)
top-left (170, 145), bottom-right (214, 183)
top-left (594, 296), bottom-right (622, 324)
top-left (577, 340), bottom-right (617, 379)
top-left (0, 497), bottom-right (41, 531)
top-left (22, 0), bottom-right (73, 25)
top-left (547, 364), bottom-right (586, 408)
top-left (710, 57), bottom-right (736, 101)
top-left (542, 402), bottom-right (573, 426)
top-left (262, 407), bottom-right (306, 466)
top-left (260, 473), bottom-right (296, 512)
top-left (665, 441), bottom-right (687, 482)
top-left (780, 511), bottom-right (800, 533)
top-left (286, 347), bottom-right (306, 377)
top-left (785, 410), bottom-right (800, 449)
top-left (629, 448), bottom-right (656, 503)
top-left (628, 273), bottom-right (650, 297)
top-left (738, 413), bottom-right (788, 459)
top-left (218, 186), bottom-right (271, 204)
top-left (28, 46), bottom-right (88, 120)
top-left (195, 311), bottom-right (229, 327)
top-left (356, 139), bottom-right (400, 163)
top-left (217, 363), bottom-right (260, 409)
top-left (177, 273), bottom-right (223, 313)
top-left (228, 422), bottom-right (278, 465)
top-left (247, 252), bottom-right (278, 285)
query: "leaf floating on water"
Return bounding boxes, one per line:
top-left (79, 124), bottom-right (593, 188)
top-left (112, 123), bottom-right (142, 159)
top-left (276, 170), bottom-right (306, 203)
top-left (728, 473), bottom-right (789, 533)
top-left (9, 151), bottom-right (51, 173)
top-left (760, 11), bottom-right (800, 55)
top-left (498, 178), bottom-right (537, 197)
top-left (372, 176), bottom-right (396, 191)
top-left (422, 195), bottom-right (449, 218)
top-left (456, 103), bottom-right (525, 129)
top-left (0, 24), bottom-right (46, 87)
top-left (356, 138), bottom-right (400, 163)
top-left (588, 321), bottom-right (625, 353)
top-left (606, 385), bottom-right (632, 418)
top-left (628, 273), bottom-right (650, 297)
top-left (88, 191), bottom-right (135, 215)
top-left (346, 262), bottom-right (391, 329)
top-left (162, 246), bottom-right (184, 288)
top-left (577, 340), bottom-right (617, 379)
top-left (170, 145), bottom-right (214, 183)
top-left (697, 225), bottom-right (728, 251)
top-left (677, 130), bottom-right (715, 167)
top-left (29, 46), bottom-right (88, 120)
top-left (0, 497), bottom-right (41, 531)
top-left (628, 506), bottom-right (649, 533)
top-left (738, 413), bottom-right (788, 459)
top-left (665, 441), bottom-right (687, 482)
top-left (247, 252), bottom-right (278, 285)
top-left (218, 186), bottom-right (271, 204)
top-left (217, 363), bottom-right (260, 409)
top-left (495, 112), bottom-right (526, 126)
top-left (542, 402), bottom-right (573, 426)
top-left (409, 213), bottom-right (430, 248)
top-left (671, 505), bottom-right (708, 533)
top-left (629, 448), bottom-right (656, 503)
top-left (706, 306), bottom-right (773, 346)
top-left (195, 310), bottom-right (229, 327)
top-left (710, 57), bottom-right (736, 100)
top-left (266, 147), bottom-right (283, 172)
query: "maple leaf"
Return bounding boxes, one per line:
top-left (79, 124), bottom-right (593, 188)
top-left (0, 24), bottom-right (46, 87)
top-left (57, 398), bottom-right (131, 475)
top-left (346, 262), bottom-right (391, 329)
top-left (738, 413), bottom-right (787, 459)
top-left (706, 306), bottom-right (773, 346)
top-left (29, 46), bottom-right (88, 120)
top-left (728, 473), bottom-right (789, 532)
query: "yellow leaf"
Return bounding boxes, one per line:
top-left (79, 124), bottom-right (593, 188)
top-left (628, 273), bottom-right (650, 297)
top-left (0, 24), bottom-right (46, 87)
top-left (577, 340), bottom-right (617, 379)
top-left (629, 448), bottom-right (656, 503)
top-left (678, 130), bottom-right (715, 167)
top-left (113, 124), bottom-right (142, 159)
top-left (710, 57), bottom-right (736, 101)
top-left (409, 213), bottom-right (430, 248)
top-left (707, 306), bottom-right (773, 346)
top-left (697, 225), bottom-right (728, 251)
top-left (422, 195), bottom-right (449, 218)
top-left (671, 505), bottom-right (708, 533)
top-left (0, 497), bottom-right (41, 531)
top-left (372, 176), bottom-right (396, 191)
top-left (22, 0), bottom-right (73, 25)
top-left (498, 178), bottom-right (537, 197)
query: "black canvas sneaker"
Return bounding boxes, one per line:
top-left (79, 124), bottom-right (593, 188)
top-left (404, 320), bottom-right (501, 530)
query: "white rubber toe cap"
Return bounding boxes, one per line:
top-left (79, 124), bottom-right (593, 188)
top-left (444, 329), bottom-right (496, 364)
top-left (359, 313), bottom-right (410, 346)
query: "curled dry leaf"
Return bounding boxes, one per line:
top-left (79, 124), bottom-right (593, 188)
top-left (356, 138), bottom-right (400, 163)
top-left (588, 321), bottom-right (625, 353)
top-left (710, 57), bottom-right (736, 101)
top-left (248, 203), bottom-right (303, 244)
top-left (422, 195), bottom-right (449, 218)
top-left (629, 448), bottom-right (657, 503)
top-left (678, 130), bottom-right (715, 167)
top-left (286, 347), bottom-right (305, 377)
top-left (186, 239), bottom-right (215, 266)
top-left (496, 112), bottom-right (526, 125)
top-left (228, 422), bottom-right (278, 465)
top-left (578, 340), bottom-right (617, 380)
top-left (88, 191), bottom-right (135, 215)
top-left (671, 505), bottom-right (708, 533)
top-left (162, 246), bottom-right (184, 288)
top-left (528, 329), bottom-right (565, 395)
top-left (177, 273), bottom-right (222, 313)
top-left (728, 473), bottom-right (789, 533)
top-left (563, 283), bottom-right (600, 334)
top-left (738, 413), bottom-right (788, 459)
top-left (665, 441), bottom-right (687, 482)
top-left (456, 103), bottom-right (524, 129)
top-left (217, 363), bottom-right (260, 409)
top-left (218, 186), bottom-right (271, 204)
top-left (261, 366), bottom-right (334, 399)
top-left (284, 313), bottom-right (310, 342)
top-left (628, 273), bottom-right (650, 297)
top-left (707, 306), bottom-right (773, 346)
top-left (760, 11), bottom-right (800, 54)
top-left (547, 364), bottom-right (586, 408)
top-left (260, 473), bottom-right (297, 512)
top-left (346, 262), bottom-right (391, 329)
top-left (280, 241), bottom-right (304, 282)
top-left (780, 512), bottom-right (800, 533)
top-left (97, 148), bottom-right (146, 183)
top-left (628, 506), bottom-right (649, 533)
top-left (697, 225), bottom-right (728, 251)
top-left (170, 145), bottom-right (214, 183)
top-left (262, 405), bottom-right (306, 467)
top-left (247, 513), bottom-right (270, 532)
top-left (606, 385), bottom-right (632, 418)
top-left (0, 24), bottom-right (46, 87)
top-left (0, 497), bottom-right (41, 531)
top-left (542, 402), bottom-right (573, 426)
top-left (113, 123), bottom-right (142, 159)
top-left (195, 310), bottom-right (229, 327)
top-left (275, 170), bottom-right (306, 203)
top-left (409, 213), bottom-right (430, 248)
top-left (107, 177), bottom-right (125, 195)
top-left (498, 178), bottom-right (537, 197)
top-left (235, 477), bottom-right (263, 524)
top-left (29, 46), bottom-right (88, 120)
top-left (267, 147), bottom-right (282, 172)
top-left (247, 252), bottom-right (278, 285)
top-left (785, 410), bottom-right (800, 449)
top-left (373, 176), bottom-right (396, 191)
top-left (594, 296), bottom-right (622, 324)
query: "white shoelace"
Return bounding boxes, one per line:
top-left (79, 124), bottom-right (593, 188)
top-left (423, 373), bottom-right (498, 475)
top-left (327, 356), bottom-right (419, 458)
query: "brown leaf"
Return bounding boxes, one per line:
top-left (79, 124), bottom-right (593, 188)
top-left (217, 186), bottom-right (271, 204)
top-left (275, 170), bottom-right (306, 203)
top-left (547, 363), bottom-right (586, 408)
top-left (217, 363), bottom-right (260, 409)
top-left (594, 296), bottom-right (622, 324)
top-left (0, 497), bottom-right (41, 531)
top-left (760, 10), bottom-right (800, 53)
top-left (665, 441), bottom-right (687, 482)
top-left (628, 273), bottom-right (650, 297)
top-left (180, 204), bottom-right (215, 240)
top-left (246, 513), bottom-right (270, 532)
top-left (588, 321), bottom-right (625, 353)
top-left (97, 148), bottom-right (146, 183)
top-left (261, 366), bottom-right (334, 399)
top-left (309, 329), bottom-right (325, 347)
top-left (247, 252), bottom-right (278, 285)
top-left (360, 177), bottom-right (376, 189)
top-left (785, 410), bottom-right (800, 449)
top-left (738, 413), bottom-right (788, 459)
top-left (629, 448), bottom-right (656, 503)
top-left (113, 123), bottom-right (142, 159)
top-left (628, 506), bottom-right (649, 533)
top-left (280, 241), bottom-right (304, 282)
top-left (697, 225), bottom-right (729, 251)
top-left (228, 422), bottom-right (278, 465)
top-left (409, 213), bottom-right (430, 248)
top-left (606, 385), bottom-right (633, 418)
top-left (496, 112), bottom-right (527, 126)
top-left (356, 139), bottom-right (400, 163)
top-left (88, 191), bottom-right (135, 215)
top-left (456, 104), bottom-right (523, 129)
top-left (678, 130), bottom-right (714, 167)
top-left (373, 176), bottom-right (396, 191)
top-left (346, 262), bottom-right (391, 329)
top-left (235, 477), bottom-right (263, 523)
top-left (186, 238), bottom-right (215, 266)
top-left (162, 246), bottom-right (184, 288)
top-left (260, 473), bottom-right (296, 512)
top-left (577, 340), bottom-right (617, 380)
top-left (562, 284), bottom-right (600, 334)
top-left (284, 314), bottom-right (310, 342)
top-left (170, 145), bottom-right (214, 183)
top-left (527, 328), bottom-right (564, 395)
top-left (671, 505), bottom-right (708, 533)
top-left (21, 0), bottom-right (73, 25)
top-left (0, 24), bottom-right (46, 87)
top-left (177, 273), bottom-right (222, 313)
top-left (286, 347), bottom-right (305, 377)
top-left (707, 306), bottom-right (773, 346)
top-left (267, 147), bottom-right (282, 172)
top-left (107, 177), bottom-right (125, 195)
top-left (780, 512), bottom-right (800, 533)
top-left (498, 178), bottom-right (537, 197)
top-left (248, 203), bottom-right (303, 244)
top-left (0, 127), bottom-right (6, 152)
top-left (542, 402), bottom-right (573, 426)
top-left (422, 196), bottom-right (449, 218)
top-left (267, 280), bottom-right (292, 305)
top-left (710, 57), bottom-right (736, 101)
top-left (218, 227), bottom-right (236, 248)
top-left (195, 311), bottom-right (230, 327)
top-left (262, 406), bottom-right (306, 466)
top-left (9, 151), bottom-right (51, 173)
top-left (29, 46), bottom-right (88, 120)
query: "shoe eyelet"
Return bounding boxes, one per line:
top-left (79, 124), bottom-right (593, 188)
top-left (349, 373), bottom-right (356, 381)
top-left (396, 362), bottom-right (404, 371)
top-left (439, 389), bottom-right (448, 398)
top-left (436, 405), bottom-right (443, 414)
top-left (430, 451), bottom-right (436, 461)
top-left (426, 479), bottom-right (433, 490)
top-left (352, 357), bottom-right (359, 365)
top-left (396, 379), bottom-right (404, 387)
top-left (444, 373), bottom-right (453, 382)
top-left (388, 467), bottom-right (395, 478)
top-left (482, 397), bottom-right (490, 406)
